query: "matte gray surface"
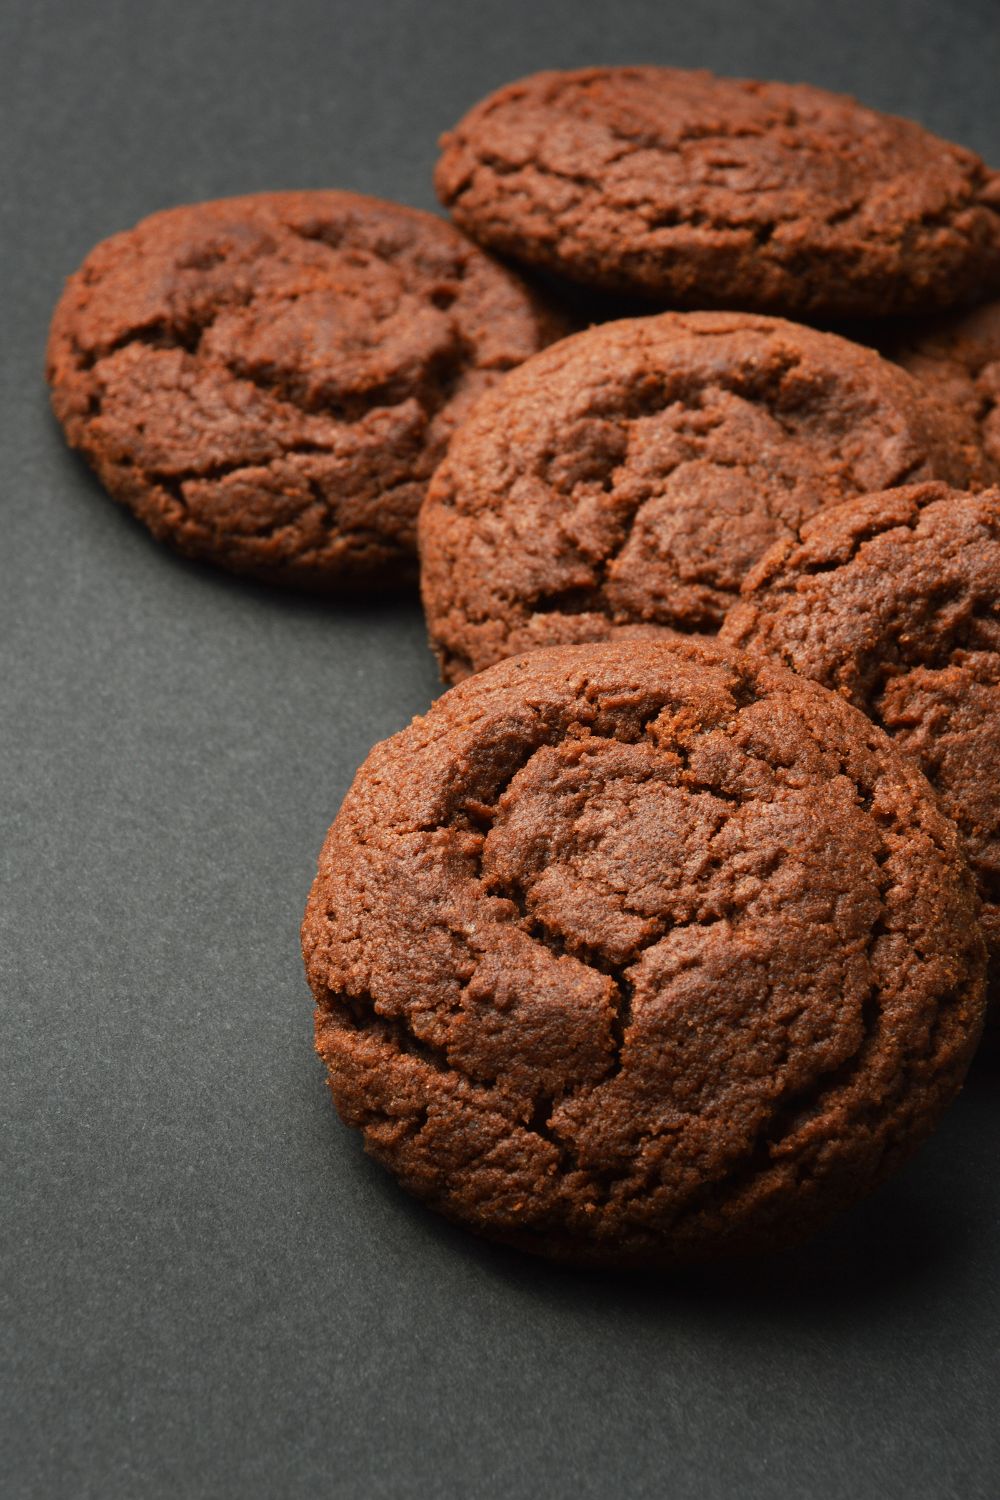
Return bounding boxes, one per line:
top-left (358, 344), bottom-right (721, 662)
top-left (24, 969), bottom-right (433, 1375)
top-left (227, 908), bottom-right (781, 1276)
top-left (3, 2), bottom-right (999, 1496)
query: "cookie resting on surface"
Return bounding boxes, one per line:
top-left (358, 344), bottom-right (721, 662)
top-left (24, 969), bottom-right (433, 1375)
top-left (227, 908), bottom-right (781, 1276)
top-left (47, 191), bottom-right (564, 590)
top-left (436, 67), bottom-right (1000, 318)
top-left (418, 311), bottom-right (987, 682)
top-left (722, 481), bottom-right (1000, 1012)
top-left (302, 639), bottom-right (985, 1270)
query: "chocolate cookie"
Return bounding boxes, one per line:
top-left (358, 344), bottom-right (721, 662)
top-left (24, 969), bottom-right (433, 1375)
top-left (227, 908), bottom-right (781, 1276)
top-left (721, 481), bottom-right (1000, 1008)
top-left (882, 301), bottom-right (1000, 474)
top-left (419, 311), bottom-right (986, 682)
top-left (436, 67), bottom-right (1000, 319)
top-left (302, 639), bottom-right (985, 1269)
top-left (46, 192), bottom-right (563, 589)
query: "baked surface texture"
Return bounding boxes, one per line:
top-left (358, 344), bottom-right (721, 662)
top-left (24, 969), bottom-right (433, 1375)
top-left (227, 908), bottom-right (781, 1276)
top-left (47, 191), bottom-right (562, 589)
top-left (882, 301), bottom-right (1000, 474)
top-left (435, 67), bottom-right (1000, 318)
top-left (722, 481), bottom-right (1000, 1006)
top-left (419, 311), bottom-right (987, 682)
top-left (302, 639), bottom-right (985, 1270)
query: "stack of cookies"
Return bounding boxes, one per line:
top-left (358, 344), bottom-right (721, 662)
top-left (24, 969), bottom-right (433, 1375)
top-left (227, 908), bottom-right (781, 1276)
top-left (48, 67), bottom-right (1000, 1271)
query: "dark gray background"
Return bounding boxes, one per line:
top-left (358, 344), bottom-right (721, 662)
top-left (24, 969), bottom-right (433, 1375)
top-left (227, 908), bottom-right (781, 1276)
top-left (3, 1), bottom-right (999, 1495)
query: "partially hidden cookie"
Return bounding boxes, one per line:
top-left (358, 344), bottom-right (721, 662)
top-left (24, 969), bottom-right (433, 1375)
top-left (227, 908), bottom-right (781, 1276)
top-left (721, 482), bottom-right (1000, 1008)
top-left (47, 192), bottom-right (564, 589)
top-left (881, 301), bottom-right (1000, 473)
top-left (419, 311), bottom-right (986, 682)
top-left (302, 639), bottom-right (985, 1270)
top-left (436, 67), bottom-right (1000, 319)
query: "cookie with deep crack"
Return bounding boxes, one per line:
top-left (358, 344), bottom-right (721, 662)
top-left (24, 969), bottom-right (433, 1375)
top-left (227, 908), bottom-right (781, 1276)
top-left (301, 638), bottom-right (985, 1270)
top-left (436, 67), bottom-right (1000, 319)
top-left (880, 301), bottom-right (1000, 475)
top-left (721, 481), bottom-right (1000, 1012)
top-left (418, 311), bottom-right (987, 682)
top-left (46, 192), bottom-right (564, 589)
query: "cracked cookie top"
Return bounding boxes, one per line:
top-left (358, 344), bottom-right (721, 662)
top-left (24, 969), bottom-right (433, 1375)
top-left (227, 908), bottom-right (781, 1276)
top-left (722, 481), bottom-right (1000, 1006)
top-left (419, 311), bottom-right (986, 682)
top-left (436, 67), bottom-right (1000, 318)
top-left (46, 191), bottom-right (563, 589)
top-left (301, 639), bottom-right (985, 1269)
